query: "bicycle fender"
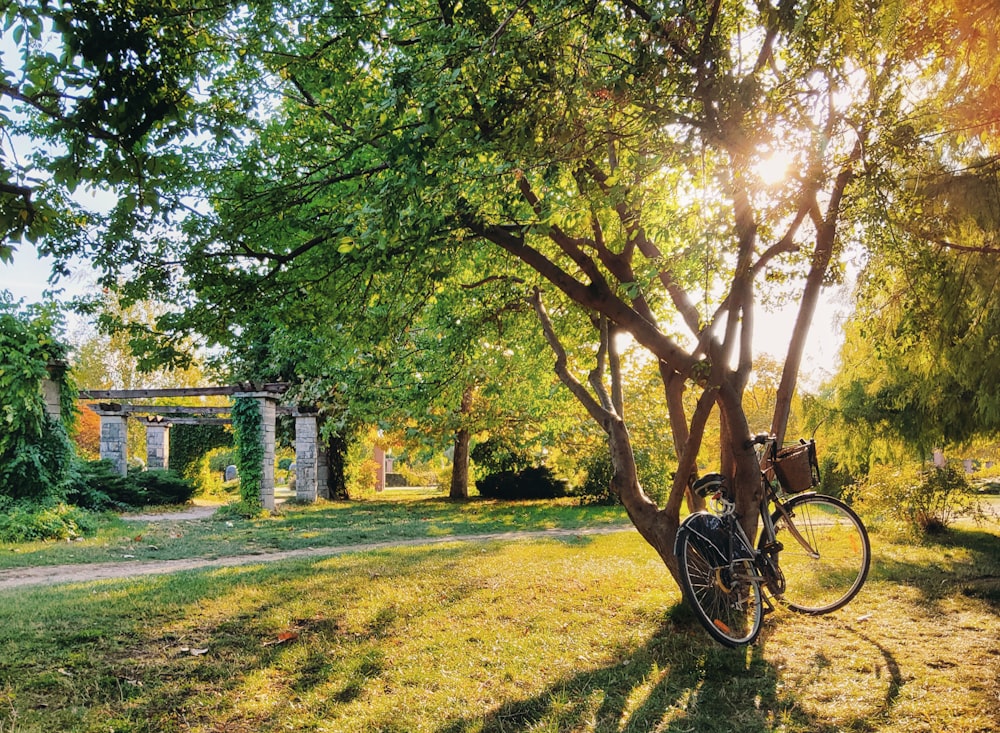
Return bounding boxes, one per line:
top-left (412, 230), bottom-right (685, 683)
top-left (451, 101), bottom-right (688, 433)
top-left (676, 512), bottom-right (730, 566)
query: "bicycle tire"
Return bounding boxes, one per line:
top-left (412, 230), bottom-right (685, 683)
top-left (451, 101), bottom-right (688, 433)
top-left (676, 524), bottom-right (763, 647)
top-left (763, 493), bottom-right (871, 614)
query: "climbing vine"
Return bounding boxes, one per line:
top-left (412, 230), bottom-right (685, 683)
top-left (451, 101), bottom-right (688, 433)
top-left (231, 396), bottom-right (263, 513)
top-left (0, 297), bottom-right (76, 502)
top-left (171, 424), bottom-right (232, 480)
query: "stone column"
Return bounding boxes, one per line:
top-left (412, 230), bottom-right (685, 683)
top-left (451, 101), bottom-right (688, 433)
top-left (41, 360), bottom-right (68, 422)
top-left (145, 417), bottom-right (171, 470)
top-left (294, 408), bottom-right (319, 503)
top-left (234, 391), bottom-right (279, 510)
top-left (93, 403), bottom-right (129, 476)
top-left (259, 397), bottom-right (277, 510)
top-left (374, 445), bottom-right (386, 492)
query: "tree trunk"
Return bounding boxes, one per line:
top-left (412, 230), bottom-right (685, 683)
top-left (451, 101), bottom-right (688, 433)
top-left (325, 432), bottom-right (349, 500)
top-left (449, 386), bottom-right (474, 499)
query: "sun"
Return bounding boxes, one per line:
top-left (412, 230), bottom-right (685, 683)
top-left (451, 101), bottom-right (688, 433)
top-left (754, 150), bottom-right (796, 186)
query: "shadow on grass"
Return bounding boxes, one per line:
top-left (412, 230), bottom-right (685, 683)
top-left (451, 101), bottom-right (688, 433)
top-left (870, 526), bottom-right (1000, 608)
top-left (8, 526), bottom-right (989, 733)
top-left (435, 605), bottom-right (906, 733)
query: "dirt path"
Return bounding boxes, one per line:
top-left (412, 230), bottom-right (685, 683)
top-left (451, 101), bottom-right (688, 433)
top-left (0, 526), bottom-right (631, 591)
top-left (120, 506), bottom-right (219, 522)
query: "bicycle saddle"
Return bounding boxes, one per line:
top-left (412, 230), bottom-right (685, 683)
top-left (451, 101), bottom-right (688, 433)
top-left (692, 473), bottom-right (726, 497)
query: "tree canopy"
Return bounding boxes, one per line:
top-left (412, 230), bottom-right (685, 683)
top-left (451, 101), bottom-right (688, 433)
top-left (6, 0), bottom-right (999, 580)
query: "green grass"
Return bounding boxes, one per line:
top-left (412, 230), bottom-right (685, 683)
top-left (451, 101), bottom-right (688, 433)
top-left (0, 490), bottom-right (630, 570)
top-left (0, 496), bottom-right (997, 732)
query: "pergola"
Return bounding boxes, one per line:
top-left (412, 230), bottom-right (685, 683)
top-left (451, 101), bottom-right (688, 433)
top-left (76, 384), bottom-right (327, 510)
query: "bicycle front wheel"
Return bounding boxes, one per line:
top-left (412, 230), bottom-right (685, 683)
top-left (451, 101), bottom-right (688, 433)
top-left (765, 494), bottom-right (871, 614)
top-left (676, 528), bottom-right (763, 647)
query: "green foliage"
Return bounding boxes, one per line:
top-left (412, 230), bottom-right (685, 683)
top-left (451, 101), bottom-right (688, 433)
top-left (63, 459), bottom-right (129, 511)
top-left (470, 437), bottom-right (531, 475)
top-left (64, 460), bottom-right (195, 510)
top-left (0, 297), bottom-right (76, 502)
top-left (577, 450), bottom-right (616, 506)
top-left (476, 466), bottom-right (569, 501)
top-left (576, 446), bottom-right (671, 506)
top-left (849, 463), bottom-right (987, 536)
top-left (0, 498), bottom-right (97, 543)
top-left (1, 0), bottom-right (238, 247)
top-left (129, 469), bottom-right (197, 506)
top-left (170, 424), bottom-right (233, 481)
top-left (231, 397), bottom-right (264, 514)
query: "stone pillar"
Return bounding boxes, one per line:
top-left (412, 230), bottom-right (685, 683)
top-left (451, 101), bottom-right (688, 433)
top-left (41, 360), bottom-right (68, 422)
top-left (259, 397), bottom-right (277, 510)
top-left (294, 408), bottom-right (319, 503)
top-left (234, 392), bottom-right (279, 510)
top-left (374, 445), bottom-right (386, 492)
top-left (93, 403), bottom-right (129, 476)
top-left (145, 417), bottom-right (171, 470)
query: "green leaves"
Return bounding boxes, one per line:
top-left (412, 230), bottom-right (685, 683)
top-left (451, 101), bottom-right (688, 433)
top-left (0, 296), bottom-right (75, 501)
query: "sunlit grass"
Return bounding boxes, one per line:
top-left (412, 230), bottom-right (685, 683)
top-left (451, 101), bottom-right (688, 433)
top-left (0, 519), bottom-right (997, 732)
top-left (0, 493), bottom-right (631, 570)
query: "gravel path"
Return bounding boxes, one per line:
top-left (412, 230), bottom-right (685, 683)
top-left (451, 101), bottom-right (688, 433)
top-left (0, 525), bottom-right (632, 591)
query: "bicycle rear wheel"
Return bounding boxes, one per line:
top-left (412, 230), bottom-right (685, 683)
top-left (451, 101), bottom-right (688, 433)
top-left (676, 527), bottom-right (763, 646)
top-left (764, 494), bottom-right (871, 614)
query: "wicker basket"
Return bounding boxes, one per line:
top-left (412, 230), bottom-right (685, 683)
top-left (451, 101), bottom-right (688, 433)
top-left (773, 440), bottom-right (819, 493)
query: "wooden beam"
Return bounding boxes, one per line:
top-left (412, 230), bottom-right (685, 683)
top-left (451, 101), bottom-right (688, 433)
top-left (151, 417), bottom-right (232, 426)
top-left (78, 383), bottom-right (289, 400)
top-left (122, 405), bottom-right (232, 416)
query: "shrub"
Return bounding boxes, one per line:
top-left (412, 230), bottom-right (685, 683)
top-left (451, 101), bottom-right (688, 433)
top-left (65, 460), bottom-right (196, 509)
top-left (471, 438), bottom-right (531, 475)
top-left (0, 499), bottom-right (98, 543)
top-left (849, 462), bottom-right (987, 535)
top-left (578, 451), bottom-right (616, 505)
top-left (130, 469), bottom-right (197, 505)
top-left (171, 424), bottom-right (233, 480)
top-left (575, 446), bottom-right (671, 506)
top-left (64, 459), bottom-right (131, 511)
top-left (476, 466), bottom-right (569, 500)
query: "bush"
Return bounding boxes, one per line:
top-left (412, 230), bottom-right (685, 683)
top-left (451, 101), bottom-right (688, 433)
top-left (476, 466), bottom-right (569, 500)
top-left (849, 463), bottom-right (987, 535)
top-left (578, 451), bottom-right (616, 505)
top-left (64, 459), bottom-right (130, 511)
top-left (65, 460), bottom-right (196, 510)
top-left (575, 446), bottom-right (671, 506)
top-left (0, 499), bottom-right (98, 543)
top-left (471, 438), bottom-right (531, 475)
top-left (130, 469), bottom-right (197, 505)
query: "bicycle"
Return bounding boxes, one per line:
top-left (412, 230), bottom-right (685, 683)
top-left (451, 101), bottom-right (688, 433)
top-left (674, 434), bottom-right (871, 647)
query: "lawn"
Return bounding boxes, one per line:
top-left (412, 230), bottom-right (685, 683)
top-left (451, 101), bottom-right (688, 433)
top-left (0, 490), bottom-right (630, 570)
top-left (0, 495), bottom-right (997, 732)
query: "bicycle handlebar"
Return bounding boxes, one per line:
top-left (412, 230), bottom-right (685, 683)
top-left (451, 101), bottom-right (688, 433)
top-left (744, 433), bottom-right (774, 449)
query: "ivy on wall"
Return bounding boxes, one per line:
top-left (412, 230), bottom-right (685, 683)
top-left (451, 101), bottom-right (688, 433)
top-left (0, 298), bottom-right (76, 502)
top-left (231, 396), bottom-right (263, 512)
top-left (171, 424), bottom-right (232, 479)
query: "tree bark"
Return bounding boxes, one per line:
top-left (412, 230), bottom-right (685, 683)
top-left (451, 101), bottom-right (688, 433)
top-left (449, 385), bottom-right (474, 499)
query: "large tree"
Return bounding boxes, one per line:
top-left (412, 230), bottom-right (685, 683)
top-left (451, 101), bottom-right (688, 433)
top-left (823, 0), bottom-right (1000, 463)
top-left (40, 0), bottom-right (996, 584)
top-left (0, 0), bottom-right (241, 259)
